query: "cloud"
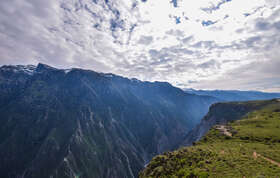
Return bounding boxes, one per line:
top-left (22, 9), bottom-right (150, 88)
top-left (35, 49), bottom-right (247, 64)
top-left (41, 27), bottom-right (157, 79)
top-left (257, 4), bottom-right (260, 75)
top-left (255, 21), bottom-right (271, 30)
top-left (201, 0), bottom-right (232, 13)
top-left (0, 0), bottom-right (279, 91)
top-left (197, 59), bottom-right (220, 69)
top-left (244, 36), bottom-right (262, 48)
top-left (191, 57), bottom-right (280, 92)
top-left (138, 35), bottom-right (154, 45)
top-left (255, 19), bottom-right (280, 31)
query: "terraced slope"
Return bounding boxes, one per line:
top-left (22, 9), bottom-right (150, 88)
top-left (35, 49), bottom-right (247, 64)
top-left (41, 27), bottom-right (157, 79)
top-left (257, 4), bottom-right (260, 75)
top-left (140, 99), bottom-right (280, 178)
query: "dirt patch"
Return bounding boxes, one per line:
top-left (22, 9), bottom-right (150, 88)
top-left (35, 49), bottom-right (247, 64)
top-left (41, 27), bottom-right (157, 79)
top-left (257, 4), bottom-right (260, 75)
top-left (215, 125), bottom-right (232, 137)
top-left (253, 151), bottom-right (280, 168)
top-left (253, 151), bottom-right (258, 159)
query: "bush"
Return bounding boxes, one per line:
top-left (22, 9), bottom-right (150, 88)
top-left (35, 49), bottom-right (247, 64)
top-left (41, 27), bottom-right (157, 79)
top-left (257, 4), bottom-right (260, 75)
top-left (199, 172), bottom-right (209, 178)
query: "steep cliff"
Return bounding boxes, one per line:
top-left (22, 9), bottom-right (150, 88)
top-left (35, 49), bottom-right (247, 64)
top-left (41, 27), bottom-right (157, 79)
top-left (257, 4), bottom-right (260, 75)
top-left (0, 63), bottom-right (217, 178)
top-left (140, 99), bottom-right (280, 177)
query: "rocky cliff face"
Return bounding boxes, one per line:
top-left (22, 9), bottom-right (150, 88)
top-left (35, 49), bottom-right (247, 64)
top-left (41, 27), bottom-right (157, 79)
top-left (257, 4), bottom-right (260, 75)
top-left (181, 100), bottom-right (273, 146)
top-left (140, 99), bottom-right (280, 177)
top-left (0, 64), bottom-right (217, 178)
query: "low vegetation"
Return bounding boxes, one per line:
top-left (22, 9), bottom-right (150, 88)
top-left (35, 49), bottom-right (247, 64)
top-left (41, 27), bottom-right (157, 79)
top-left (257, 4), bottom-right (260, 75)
top-left (140, 99), bottom-right (280, 177)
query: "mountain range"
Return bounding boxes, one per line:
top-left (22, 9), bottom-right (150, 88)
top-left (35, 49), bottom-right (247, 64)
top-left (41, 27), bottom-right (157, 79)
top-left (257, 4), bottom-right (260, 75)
top-left (182, 89), bottom-right (280, 146)
top-left (184, 88), bottom-right (280, 102)
top-left (0, 64), bottom-right (218, 178)
top-left (0, 63), bottom-right (279, 178)
top-left (140, 99), bottom-right (280, 177)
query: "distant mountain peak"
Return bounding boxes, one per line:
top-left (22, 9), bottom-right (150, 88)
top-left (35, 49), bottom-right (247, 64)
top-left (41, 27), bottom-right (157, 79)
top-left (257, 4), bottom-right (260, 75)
top-left (184, 88), bottom-right (280, 101)
top-left (0, 64), bottom-right (36, 75)
top-left (35, 63), bottom-right (60, 72)
top-left (0, 63), bottom-right (219, 178)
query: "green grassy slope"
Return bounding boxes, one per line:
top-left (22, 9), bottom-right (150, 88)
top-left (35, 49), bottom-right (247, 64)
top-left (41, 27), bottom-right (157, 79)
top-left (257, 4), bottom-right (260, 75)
top-left (140, 99), bottom-right (280, 178)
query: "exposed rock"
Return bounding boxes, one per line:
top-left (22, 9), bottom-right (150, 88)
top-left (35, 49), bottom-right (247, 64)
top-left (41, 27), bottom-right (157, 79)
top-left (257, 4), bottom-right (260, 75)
top-left (0, 63), bottom-right (218, 178)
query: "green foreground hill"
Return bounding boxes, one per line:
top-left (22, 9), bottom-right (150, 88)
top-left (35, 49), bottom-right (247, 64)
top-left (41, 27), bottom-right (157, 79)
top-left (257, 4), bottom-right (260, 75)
top-left (140, 99), bottom-right (280, 178)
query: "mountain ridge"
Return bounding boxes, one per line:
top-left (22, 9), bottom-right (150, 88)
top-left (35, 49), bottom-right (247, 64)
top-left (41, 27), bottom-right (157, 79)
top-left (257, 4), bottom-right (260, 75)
top-left (140, 99), bottom-right (280, 177)
top-left (0, 63), bottom-right (218, 178)
top-left (184, 88), bottom-right (280, 101)
top-left (1, 64), bottom-right (280, 177)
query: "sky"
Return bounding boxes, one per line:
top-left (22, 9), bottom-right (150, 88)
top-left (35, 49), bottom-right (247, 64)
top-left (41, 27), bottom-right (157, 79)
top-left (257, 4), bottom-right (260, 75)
top-left (0, 0), bottom-right (280, 92)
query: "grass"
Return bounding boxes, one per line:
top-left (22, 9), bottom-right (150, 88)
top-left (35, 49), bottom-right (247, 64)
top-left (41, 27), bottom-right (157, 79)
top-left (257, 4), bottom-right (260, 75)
top-left (140, 99), bottom-right (280, 178)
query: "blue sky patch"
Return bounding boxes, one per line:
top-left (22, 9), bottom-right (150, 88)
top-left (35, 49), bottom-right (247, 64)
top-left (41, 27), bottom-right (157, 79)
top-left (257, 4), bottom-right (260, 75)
top-left (175, 17), bottom-right (181, 24)
top-left (202, 0), bottom-right (232, 13)
top-left (202, 20), bottom-right (217, 26)
top-left (170, 0), bottom-right (178, 8)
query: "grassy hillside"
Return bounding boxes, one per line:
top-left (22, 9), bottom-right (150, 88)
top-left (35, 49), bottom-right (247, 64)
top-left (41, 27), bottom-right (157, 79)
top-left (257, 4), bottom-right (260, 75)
top-left (140, 99), bottom-right (280, 178)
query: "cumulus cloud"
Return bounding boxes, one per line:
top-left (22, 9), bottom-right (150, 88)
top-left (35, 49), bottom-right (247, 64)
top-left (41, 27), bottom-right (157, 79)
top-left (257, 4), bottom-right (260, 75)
top-left (138, 35), bottom-right (154, 45)
top-left (0, 0), bottom-right (279, 92)
top-left (191, 57), bottom-right (280, 92)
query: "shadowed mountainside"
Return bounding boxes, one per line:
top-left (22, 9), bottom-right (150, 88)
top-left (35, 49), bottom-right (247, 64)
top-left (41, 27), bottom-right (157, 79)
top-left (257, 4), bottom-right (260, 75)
top-left (0, 63), bottom-right (218, 178)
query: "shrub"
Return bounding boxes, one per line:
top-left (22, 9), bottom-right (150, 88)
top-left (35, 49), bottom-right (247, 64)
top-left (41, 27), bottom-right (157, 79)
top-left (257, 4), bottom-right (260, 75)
top-left (199, 172), bottom-right (209, 178)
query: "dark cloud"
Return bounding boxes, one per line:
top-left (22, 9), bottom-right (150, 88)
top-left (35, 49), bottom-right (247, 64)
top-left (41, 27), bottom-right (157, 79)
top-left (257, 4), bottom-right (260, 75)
top-left (273, 21), bottom-right (280, 30)
top-left (244, 36), bottom-right (262, 47)
top-left (182, 36), bottom-right (193, 44)
top-left (149, 46), bottom-right (195, 61)
top-left (165, 29), bottom-right (185, 37)
top-left (255, 21), bottom-right (271, 31)
top-left (192, 41), bottom-right (215, 49)
top-left (197, 59), bottom-right (220, 69)
top-left (138, 36), bottom-right (154, 45)
top-left (255, 16), bottom-right (280, 32)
